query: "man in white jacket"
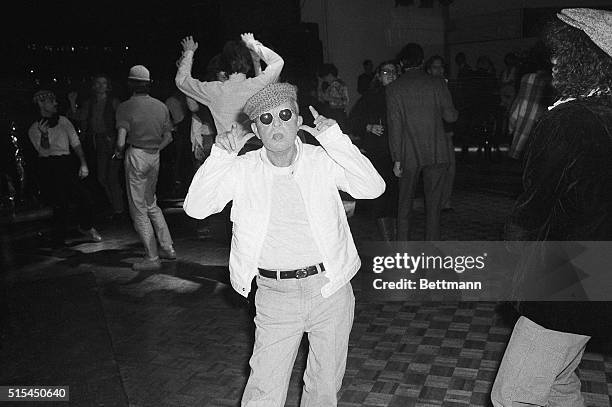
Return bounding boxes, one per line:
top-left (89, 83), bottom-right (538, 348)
top-left (183, 83), bottom-right (384, 406)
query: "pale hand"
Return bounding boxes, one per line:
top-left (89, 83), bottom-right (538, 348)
top-left (299, 106), bottom-right (337, 137)
top-left (367, 124), bottom-right (384, 136)
top-left (215, 123), bottom-right (253, 154)
top-left (78, 165), bottom-right (89, 179)
top-left (37, 119), bottom-right (50, 134)
top-left (393, 162), bottom-right (403, 178)
top-left (180, 36), bottom-right (198, 53)
top-left (240, 33), bottom-right (257, 50)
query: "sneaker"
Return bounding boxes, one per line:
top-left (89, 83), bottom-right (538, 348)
top-left (79, 227), bottom-right (103, 242)
top-left (159, 246), bottom-right (177, 260)
top-left (132, 257), bottom-right (162, 271)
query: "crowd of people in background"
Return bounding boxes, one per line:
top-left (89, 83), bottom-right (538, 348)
top-left (2, 6), bottom-right (611, 406)
top-left (6, 35), bottom-right (563, 247)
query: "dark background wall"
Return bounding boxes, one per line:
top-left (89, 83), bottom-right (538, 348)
top-left (3, 0), bottom-right (321, 89)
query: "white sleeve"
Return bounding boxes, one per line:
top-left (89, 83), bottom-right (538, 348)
top-left (315, 124), bottom-right (385, 199)
top-left (244, 41), bottom-right (284, 87)
top-left (183, 145), bottom-right (240, 219)
top-left (175, 50), bottom-right (217, 106)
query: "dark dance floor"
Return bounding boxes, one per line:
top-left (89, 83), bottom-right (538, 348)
top-left (2, 157), bottom-right (611, 406)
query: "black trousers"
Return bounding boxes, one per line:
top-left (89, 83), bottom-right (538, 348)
top-left (369, 154), bottom-right (398, 219)
top-left (37, 155), bottom-right (94, 240)
top-left (397, 163), bottom-right (448, 241)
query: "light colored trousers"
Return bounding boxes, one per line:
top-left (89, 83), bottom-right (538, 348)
top-left (491, 316), bottom-right (590, 407)
top-left (242, 273), bottom-right (355, 407)
top-left (125, 147), bottom-right (173, 259)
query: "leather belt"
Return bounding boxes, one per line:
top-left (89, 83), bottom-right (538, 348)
top-left (258, 263), bottom-right (325, 280)
top-left (129, 145), bottom-right (158, 154)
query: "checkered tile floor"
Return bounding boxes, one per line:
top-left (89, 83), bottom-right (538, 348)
top-left (102, 275), bottom-right (612, 407)
top-left (5, 156), bottom-right (612, 406)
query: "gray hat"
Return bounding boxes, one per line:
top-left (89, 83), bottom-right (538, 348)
top-left (244, 83), bottom-right (298, 120)
top-left (128, 65), bottom-right (151, 82)
top-left (557, 8), bottom-right (612, 58)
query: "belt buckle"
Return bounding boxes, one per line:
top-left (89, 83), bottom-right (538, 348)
top-left (295, 268), bottom-right (308, 279)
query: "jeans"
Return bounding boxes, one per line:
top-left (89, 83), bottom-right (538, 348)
top-left (242, 273), bottom-right (355, 407)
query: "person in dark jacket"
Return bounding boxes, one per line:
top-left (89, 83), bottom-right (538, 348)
top-left (349, 60), bottom-right (399, 240)
top-left (68, 74), bottom-right (124, 218)
top-left (492, 8), bottom-right (612, 407)
top-left (387, 43), bottom-right (458, 241)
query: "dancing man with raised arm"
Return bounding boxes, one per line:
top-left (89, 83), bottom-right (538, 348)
top-left (183, 83), bottom-right (384, 406)
top-left (175, 33), bottom-right (284, 137)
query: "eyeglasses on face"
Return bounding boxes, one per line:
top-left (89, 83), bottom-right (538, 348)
top-left (259, 109), bottom-right (293, 125)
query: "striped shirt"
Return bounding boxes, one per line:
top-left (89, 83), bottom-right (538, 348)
top-left (508, 72), bottom-right (552, 159)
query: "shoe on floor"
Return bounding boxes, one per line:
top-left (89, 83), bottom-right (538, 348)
top-left (79, 227), bottom-right (103, 242)
top-left (159, 246), bottom-right (177, 260)
top-left (132, 257), bottom-right (162, 271)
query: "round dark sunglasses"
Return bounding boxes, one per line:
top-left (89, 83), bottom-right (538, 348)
top-left (259, 109), bottom-right (293, 125)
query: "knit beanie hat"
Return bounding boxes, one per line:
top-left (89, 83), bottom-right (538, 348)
top-left (244, 83), bottom-right (298, 120)
top-left (557, 8), bottom-right (612, 58)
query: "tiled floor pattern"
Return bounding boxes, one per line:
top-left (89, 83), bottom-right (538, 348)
top-left (100, 278), bottom-right (612, 407)
top-left (3, 157), bottom-right (612, 406)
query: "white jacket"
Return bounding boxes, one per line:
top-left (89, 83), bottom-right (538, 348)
top-left (183, 124), bottom-right (385, 297)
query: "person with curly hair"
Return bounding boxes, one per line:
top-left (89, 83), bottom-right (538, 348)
top-left (492, 8), bottom-right (612, 407)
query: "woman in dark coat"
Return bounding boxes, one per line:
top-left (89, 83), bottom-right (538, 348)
top-left (349, 61), bottom-right (399, 240)
top-left (492, 9), bottom-right (612, 406)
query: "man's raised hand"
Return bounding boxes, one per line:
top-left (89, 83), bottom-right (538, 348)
top-left (180, 36), bottom-right (198, 53)
top-left (299, 106), bottom-right (337, 137)
top-left (241, 33), bottom-right (258, 50)
top-left (215, 123), bottom-right (254, 154)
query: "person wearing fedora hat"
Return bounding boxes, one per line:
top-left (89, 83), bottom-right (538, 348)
top-left (115, 65), bottom-right (176, 271)
top-left (491, 8), bottom-right (612, 407)
top-left (184, 83), bottom-right (384, 405)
